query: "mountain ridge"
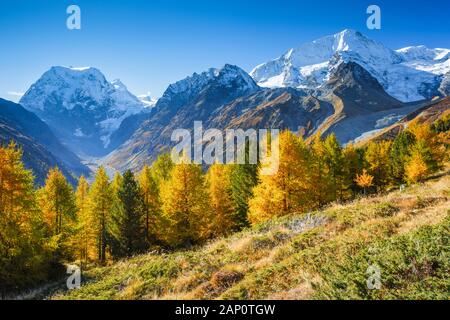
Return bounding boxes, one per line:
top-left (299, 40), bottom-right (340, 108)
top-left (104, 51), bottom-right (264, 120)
top-left (250, 29), bottom-right (449, 102)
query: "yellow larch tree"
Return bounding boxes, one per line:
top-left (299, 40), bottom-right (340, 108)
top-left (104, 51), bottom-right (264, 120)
top-left (88, 166), bottom-right (112, 264)
top-left (160, 160), bottom-right (212, 247)
top-left (248, 131), bottom-right (312, 225)
top-left (205, 163), bottom-right (236, 237)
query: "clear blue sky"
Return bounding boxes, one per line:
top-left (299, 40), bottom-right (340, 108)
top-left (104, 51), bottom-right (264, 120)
top-left (1, 0), bottom-right (450, 102)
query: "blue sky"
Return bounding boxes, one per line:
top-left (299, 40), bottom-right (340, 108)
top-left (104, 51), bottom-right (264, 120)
top-left (1, 0), bottom-right (450, 102)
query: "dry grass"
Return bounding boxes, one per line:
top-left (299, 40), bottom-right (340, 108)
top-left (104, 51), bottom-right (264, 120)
top-left (52, 171), bottom-right (450, 300)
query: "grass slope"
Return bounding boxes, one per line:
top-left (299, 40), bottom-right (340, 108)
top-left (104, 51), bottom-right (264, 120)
top-left (52, 173), bottom-right (450, 300)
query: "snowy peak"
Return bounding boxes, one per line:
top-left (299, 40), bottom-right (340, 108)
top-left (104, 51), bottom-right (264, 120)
top-left (250, 29), bottom-right (449, 102)
top-left (19, 66), bottom-right (146, 156)
top-left (138, 92), bottom-right (158, 109)
top-left (163, 64), bottom-right (258, 100)
top-left (397, 46), bottom-right (450, 62)
top-left (21, 66), bottom-right (143, 112)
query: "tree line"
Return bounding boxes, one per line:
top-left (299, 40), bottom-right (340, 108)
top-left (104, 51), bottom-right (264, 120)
top-left (0, 117), bottom-right (448, 295)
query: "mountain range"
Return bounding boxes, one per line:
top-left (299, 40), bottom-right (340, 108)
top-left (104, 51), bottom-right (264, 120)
top-left (4, 29), bottom-right (450, 181)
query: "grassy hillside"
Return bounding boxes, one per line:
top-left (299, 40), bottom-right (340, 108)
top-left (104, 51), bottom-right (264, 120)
top-left (51, 172), bottom-right (450, 300)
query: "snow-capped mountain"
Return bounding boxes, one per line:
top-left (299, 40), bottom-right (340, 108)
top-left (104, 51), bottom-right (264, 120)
top-left (20, 66), bottom-right (145, 156)
top-left (250, 29), bottom-right (450, 102)
top-left (138, 92), bottom-right (158, 109)
top-left (105, 64), bottom-right (260, 171)
top-left (162, 63), bottom-right (259, 102)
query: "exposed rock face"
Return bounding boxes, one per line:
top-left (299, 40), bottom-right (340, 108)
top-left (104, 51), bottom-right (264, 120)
top-left (0, 98), bottom-right (89, 185)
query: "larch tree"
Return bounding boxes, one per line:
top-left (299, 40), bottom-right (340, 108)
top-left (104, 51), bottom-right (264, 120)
top-left (88, 166), bottom-right (112, 264)
top-left (405, 149), bottom-right (429, 184)
top-left (151, 153), bottom-right (174, 184)
top-left (355, 169), bottom-right (374, 195)
top-left (160, 160), bottom-right (212, 247)
top-left (138, 165), bottom-right (161, 246)
top-left (365, 140), bottom-right (392, 191)
top-left (248, 131), bottom-right (312, 225)
top-left (323, 134), bottom-right (345, 201)
top-left (74, 176), bottom-right (93, 266)
top-left (309, 133), bottom-right (332, 208)
top-left (0, 143), bottom-right (47, 295)
top-left (390, 131), bottom-right (416, 183)
top-left (342, 143), bottom-right (363, 199)
top-left (206, 163), bottom-right (236, 237)
top-left (39, 168), bottom-right (77, 237)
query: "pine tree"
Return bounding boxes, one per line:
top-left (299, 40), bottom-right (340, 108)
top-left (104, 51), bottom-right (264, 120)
top-left (88, 167), bottom-right (112, 264)
top-left (160, 161), bottom-right (211, 247)
top-left (228, 139), bottom-right (258, 230)
top-left (248, 131), bottom-right (312, 225)
top-left (206, 163), bottom-right (236, 236)
top-left (110, 170), bottom-right (146, 258)
top-left (229, 162), bottom-right (258, 230)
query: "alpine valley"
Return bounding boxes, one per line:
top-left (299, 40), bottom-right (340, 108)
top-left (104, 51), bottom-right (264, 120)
top-left (4, 29), bottom-right (450, 181)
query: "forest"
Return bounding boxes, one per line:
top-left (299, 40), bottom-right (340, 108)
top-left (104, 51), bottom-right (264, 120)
top-left (0, 117), bottom-right (449, 297)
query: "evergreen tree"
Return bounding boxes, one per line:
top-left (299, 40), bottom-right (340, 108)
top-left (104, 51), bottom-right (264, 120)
top-left (342, 143), bottom-right (363, 198)
top-left (229, 162), bottom-right (258, 230)
top-left (110, 170), bottom-right (146, 258)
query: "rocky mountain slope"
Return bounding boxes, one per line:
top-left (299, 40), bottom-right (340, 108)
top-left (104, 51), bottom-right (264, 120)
top-left (0, 98), bottom-right (89, 185)
top-left (106, 61), bottom-right (424, 172)
top-left (105, 64), bottom-right (260, 171)
top-left (316, 62), bottom-right (424, 144)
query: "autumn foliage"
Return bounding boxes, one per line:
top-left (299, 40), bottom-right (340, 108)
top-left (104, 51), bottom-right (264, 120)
top-left (0, 120), bottom-right (448, 295)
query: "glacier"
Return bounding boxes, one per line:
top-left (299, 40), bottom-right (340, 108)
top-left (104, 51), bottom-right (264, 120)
top-left (250, 29), bottom-right (450, 102)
